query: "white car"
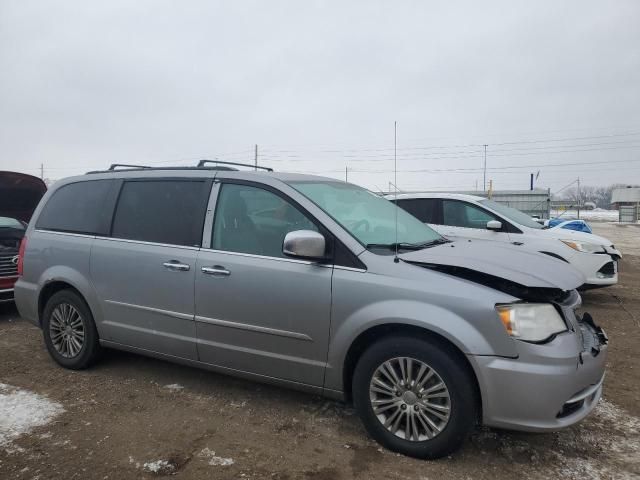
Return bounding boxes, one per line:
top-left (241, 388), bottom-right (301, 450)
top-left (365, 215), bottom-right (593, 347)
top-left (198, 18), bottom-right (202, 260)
top-left (387, 193), bottom-right (621, 289)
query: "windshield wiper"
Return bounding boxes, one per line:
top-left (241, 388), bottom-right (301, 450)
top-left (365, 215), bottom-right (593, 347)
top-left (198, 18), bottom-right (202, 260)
top-left (365, 238), bottom-right (450, 251)
top-left (417, 238), bottom-right (451, 248)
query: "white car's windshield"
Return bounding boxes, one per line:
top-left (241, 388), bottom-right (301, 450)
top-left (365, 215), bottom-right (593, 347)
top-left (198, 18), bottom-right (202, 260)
top-left (0, 217), bottom-right (24, 229)
top-left (479, 199), bottom-right (543, 229)
top-left (290, 181), bottom-right (443, 248)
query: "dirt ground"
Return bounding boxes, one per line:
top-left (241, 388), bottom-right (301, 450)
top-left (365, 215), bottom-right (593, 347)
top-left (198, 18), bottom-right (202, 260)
top-left (1, 224), bottom-right (638, 480)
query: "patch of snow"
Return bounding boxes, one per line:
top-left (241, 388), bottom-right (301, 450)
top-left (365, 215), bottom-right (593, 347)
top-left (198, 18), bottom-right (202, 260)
top-left (198, 447), bottom-right (234, 466)
top-left (142, 459), bottom-right (175, 474)
top-left (551, 209), bottom-right (619, 222)
top-left (549, 399), bottom-right (640, 479)
top-left (163, 384), bottom-right (184, 392)
top-left (0, 383), bottom-right (64, 448)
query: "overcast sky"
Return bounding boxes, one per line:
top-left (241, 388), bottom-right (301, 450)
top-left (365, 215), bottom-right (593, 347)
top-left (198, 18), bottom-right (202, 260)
top-left (1, 0), bottom-right (639, 192)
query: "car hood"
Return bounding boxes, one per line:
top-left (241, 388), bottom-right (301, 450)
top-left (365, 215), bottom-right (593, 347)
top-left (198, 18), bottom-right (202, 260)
top-left (399, 239), bottom-right (585, 293)
top-left (0, 171), bottom-right (47, 223)
top-left (537, 226), bottom-right (612, 246)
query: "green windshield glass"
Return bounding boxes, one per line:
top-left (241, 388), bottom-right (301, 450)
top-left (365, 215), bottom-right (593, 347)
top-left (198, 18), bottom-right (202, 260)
top-left (479, 199), bottom-right (543, 229)
top-left (289, 181), bottom-right (442, 246)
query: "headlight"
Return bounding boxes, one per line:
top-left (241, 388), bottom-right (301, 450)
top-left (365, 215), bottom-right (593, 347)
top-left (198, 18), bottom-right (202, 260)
top-left (560, 239), bottom-right (605, 253)
top-left (495, 303), bottom-right (567, 342)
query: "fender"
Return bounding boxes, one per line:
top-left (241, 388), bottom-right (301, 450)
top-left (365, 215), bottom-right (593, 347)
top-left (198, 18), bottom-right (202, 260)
top-left (323, 298), bottom-right (518, 393)
top-left (36, 265), bottom-right (105, 335)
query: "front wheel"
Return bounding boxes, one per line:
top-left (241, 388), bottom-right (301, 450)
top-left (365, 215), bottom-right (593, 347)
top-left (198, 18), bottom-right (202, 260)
top-left (352, 336), bottom-right (478, 459)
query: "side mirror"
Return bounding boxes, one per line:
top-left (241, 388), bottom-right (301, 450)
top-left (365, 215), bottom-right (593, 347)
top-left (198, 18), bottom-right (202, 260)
top-left (283, 230), bottom-right (326, 260)
top-left (486, 220), bottom-right (502, 231)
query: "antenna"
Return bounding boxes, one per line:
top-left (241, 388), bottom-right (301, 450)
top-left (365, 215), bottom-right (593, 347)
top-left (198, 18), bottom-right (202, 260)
top-left (394, 121), bottom-right (399, 263)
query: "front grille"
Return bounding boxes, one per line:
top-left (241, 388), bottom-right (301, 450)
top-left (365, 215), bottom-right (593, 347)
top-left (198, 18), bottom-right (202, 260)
top-left (597, 262), bottom-right (615, 277)
top-left (0, 252), bottom-right (19, 278)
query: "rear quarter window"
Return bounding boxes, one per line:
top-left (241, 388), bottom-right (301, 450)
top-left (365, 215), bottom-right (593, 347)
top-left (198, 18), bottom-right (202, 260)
top-left (36, 180), bottom-right (116, 235)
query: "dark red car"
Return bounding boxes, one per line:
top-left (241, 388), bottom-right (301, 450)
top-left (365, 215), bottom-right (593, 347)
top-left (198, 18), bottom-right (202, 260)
top-left (0, 171), bottom-right (47, 302)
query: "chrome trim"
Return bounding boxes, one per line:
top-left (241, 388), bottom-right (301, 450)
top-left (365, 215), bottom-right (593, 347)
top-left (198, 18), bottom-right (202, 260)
top-left (163, 261), bottom-right (191, 271)
top-left (104, 300), bottom-right (193, 321)
top-left (94, 236), bottom-right (201, 251)
top-left (566, 375), bottom-right (605, 404)
top-left (34, 229), bottom-right (96, 239)
top-left (202, 248), bottom-right (318, 265)
top-left (334, 265), bottom-right (367, 273)
top-left (0, 288), bottom-right (15, 293)
top-left (201, 182), bottom-right (221, 249)
top-left (195, 315), bottom-right (313, 341)
top-left (201, 266), bottom-right (231, 276)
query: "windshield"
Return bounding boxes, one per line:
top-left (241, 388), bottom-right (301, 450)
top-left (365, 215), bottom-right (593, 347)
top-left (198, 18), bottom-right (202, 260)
top-left (0, 217), bottom-right (24, 229)
top-left (479, 199), bottom-right (543, 229)
top-left (289, 181), bottom-right (443, 247)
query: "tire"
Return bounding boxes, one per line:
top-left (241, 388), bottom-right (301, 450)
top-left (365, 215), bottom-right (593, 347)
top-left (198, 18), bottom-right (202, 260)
top-left (352, 336), bottom-right (478, 459)
top-left (42, 290), bottom-right (102, 369)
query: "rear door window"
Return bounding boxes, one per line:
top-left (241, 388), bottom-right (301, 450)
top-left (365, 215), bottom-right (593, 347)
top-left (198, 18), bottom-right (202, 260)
top-left (111, 180), bottom-right (210, 247)
top-left (36, 180), bottom-right (116, 235)
top-left (395, 198), bottom-right (440, 223)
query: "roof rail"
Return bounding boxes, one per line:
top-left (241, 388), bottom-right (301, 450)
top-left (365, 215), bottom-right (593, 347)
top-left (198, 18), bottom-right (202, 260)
top-left (108, 164), bottom-right (152, 170)
top-left (196, 159), bottom-right (273, 172)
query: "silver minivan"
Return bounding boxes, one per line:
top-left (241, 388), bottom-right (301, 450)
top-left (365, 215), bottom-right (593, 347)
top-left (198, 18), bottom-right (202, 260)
top-left (14, 162), bottom-right (608, 459)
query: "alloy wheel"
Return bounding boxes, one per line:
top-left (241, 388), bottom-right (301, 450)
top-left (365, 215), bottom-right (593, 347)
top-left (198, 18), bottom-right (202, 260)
top-left (369, 357), bottom-right (451, 441)
top-left (49, 303), bottom-right (85, 358)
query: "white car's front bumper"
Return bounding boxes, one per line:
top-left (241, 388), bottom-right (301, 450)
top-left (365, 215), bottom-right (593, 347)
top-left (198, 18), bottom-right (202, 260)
top-left (569, 247), bottom-right (621, 288)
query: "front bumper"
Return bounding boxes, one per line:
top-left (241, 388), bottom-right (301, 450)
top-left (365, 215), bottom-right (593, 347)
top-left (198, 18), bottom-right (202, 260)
top-left (571, 247), bottom-right (621, 287)
top-left (470, 311), bottom-right (607, 432)
top-left (0, 287), bottom-right (15, 303)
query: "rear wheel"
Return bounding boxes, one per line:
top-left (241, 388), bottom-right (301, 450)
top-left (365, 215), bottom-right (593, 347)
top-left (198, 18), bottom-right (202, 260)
top-left (352, 336), bottom-right (477, 459)
top-left (42, 290), bottom-right (102, 369)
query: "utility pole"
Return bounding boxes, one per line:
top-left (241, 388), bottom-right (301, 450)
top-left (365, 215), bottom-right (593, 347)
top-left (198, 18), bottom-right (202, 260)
top-left (40, 163), bottom-right (44, 180)
top-left (577, 177), bottom-right (581, 219)
top-left (345, 166), bottom-right (348, 182)
top-left (530, 173), bottom-right (534, 191)
top-left (483, 144), bottom-right (488, 191)
top-left (254, 144), bottom-right (258, 171)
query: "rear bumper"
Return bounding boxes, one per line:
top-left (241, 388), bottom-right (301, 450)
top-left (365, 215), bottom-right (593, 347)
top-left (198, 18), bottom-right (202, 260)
top-left (470, 318), bottom-right (607, 432)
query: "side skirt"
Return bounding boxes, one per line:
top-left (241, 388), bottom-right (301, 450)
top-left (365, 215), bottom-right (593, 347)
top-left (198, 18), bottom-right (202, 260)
top-left (99, 339), bottom-right (338, 398)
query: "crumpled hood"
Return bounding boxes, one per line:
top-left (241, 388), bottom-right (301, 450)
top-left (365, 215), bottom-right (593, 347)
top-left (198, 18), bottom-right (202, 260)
top-left (400, 239), bottom-right (585, 291)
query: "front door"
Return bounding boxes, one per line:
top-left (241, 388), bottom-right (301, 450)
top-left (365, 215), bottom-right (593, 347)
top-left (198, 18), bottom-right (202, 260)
top-left (91, 178), bottom-right (211, 360)
top-left (194, 182), bottom-right (332, 386)
top-left (438, 199), bottom-right (511, 243)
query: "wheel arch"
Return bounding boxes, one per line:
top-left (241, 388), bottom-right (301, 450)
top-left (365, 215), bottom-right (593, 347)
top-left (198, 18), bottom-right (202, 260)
top-left (340, 323), bottom-right (482, 419)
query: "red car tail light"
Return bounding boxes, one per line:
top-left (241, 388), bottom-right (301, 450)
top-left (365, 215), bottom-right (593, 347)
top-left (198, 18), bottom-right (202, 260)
top-left (17, 236), bottom-right (27, 276)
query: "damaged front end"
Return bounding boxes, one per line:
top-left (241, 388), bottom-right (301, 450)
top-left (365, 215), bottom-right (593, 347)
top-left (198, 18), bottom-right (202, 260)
top-left (408, 262), bottom-right (572, 303)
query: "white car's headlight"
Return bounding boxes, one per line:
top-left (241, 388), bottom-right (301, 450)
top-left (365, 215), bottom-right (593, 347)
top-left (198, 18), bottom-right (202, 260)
top-left (495, 303), bottom-right (567, 342)
top-left (560, 239), bottom-right (605, 253)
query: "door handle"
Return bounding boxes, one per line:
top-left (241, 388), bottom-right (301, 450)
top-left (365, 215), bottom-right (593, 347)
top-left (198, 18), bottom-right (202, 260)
top-left (163, 261), bottom-right (191, 271)
top-left (201, 266), bottom-right (231, 276)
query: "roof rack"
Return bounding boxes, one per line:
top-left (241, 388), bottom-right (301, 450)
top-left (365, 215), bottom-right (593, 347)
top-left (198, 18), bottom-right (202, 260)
top-left (196, 159), bottom-right (273, 172)
top-left (108, 164), bottom-right (152, 170)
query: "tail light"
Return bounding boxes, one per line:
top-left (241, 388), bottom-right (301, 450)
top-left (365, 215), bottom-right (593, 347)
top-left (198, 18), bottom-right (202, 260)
top-left (17, 236), bottom-right (27, 276)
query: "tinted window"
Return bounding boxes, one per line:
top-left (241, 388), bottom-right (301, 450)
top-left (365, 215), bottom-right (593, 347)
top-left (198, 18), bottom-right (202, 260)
top-left (212, 183), bottom-right (318, 258)
top-left (112, 180), bottom-right (209, 246)
top-left (36, 180), bottom-right (114, 235)
top-left (395, 199), bottom-right (439, 223)
top-left (442, 200), bottom-right (496, 229)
